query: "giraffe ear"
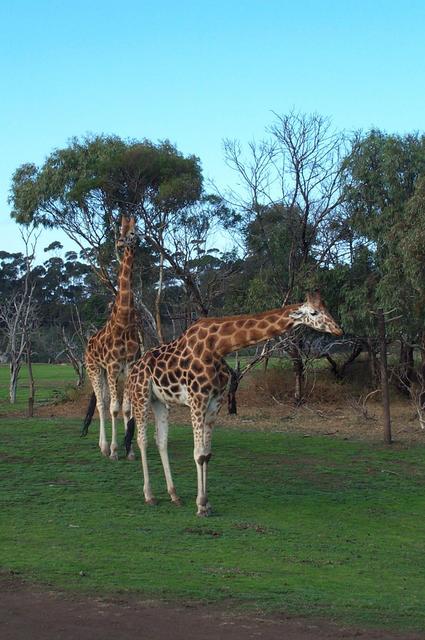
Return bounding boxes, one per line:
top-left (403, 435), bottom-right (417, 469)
top-left (120, 216), bottom-right (129, 235)
top-left (306, 291), bottom-right (321, 306)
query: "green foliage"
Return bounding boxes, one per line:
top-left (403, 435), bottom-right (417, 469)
top-left (6, 121), bottom-right (425, 357)
top-left (343, 130), bottom-right (425, 240)
top-left (105, 139), bottom-right (202, 215)
top-left (342, 129), bottom-right (425, 339)
top-left (8, 135), bottom-right (204, 297)
top-left (231, 205), bottom-right (316, 312)
top-left (10, 135), bottom-right (202, 230)
top-left (399, 176), bottom-right (425, 303)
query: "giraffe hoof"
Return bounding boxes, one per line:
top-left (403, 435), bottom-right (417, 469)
top-left (145, 498), bottom-right (158, 506)
top-left (109, 451), bottom-right (119, 461)
top-left (100, 446), bottom-right (110, 457)
top-left (196, 504), bottom-right (212, 517)
top-left (126, 451), bottom-right (136, 461)
top-left (169, 488), bottom-right (181, 506)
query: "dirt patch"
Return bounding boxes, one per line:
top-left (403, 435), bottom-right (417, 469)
top-left (0, 574), bottom-right (422, 640)
top-left (32, 385), bottom-right (425, 446)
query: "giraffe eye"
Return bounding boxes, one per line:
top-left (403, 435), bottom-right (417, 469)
top-left (311, 310), bottom-right (318, 316)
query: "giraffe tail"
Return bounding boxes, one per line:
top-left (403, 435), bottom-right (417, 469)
top-left (80, 392), bottom-right (97, 437)
top-left (124, 417), bottom-right (135, 455)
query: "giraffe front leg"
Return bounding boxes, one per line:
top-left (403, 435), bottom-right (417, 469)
top-left (107, 370), bottom-right (120, 461)
top-left (192, 410), bottom-right (213, 517)
top-left (194, 448), bottom-right (212, 516)
top-left (97, 391), bottom-right (109, 457)
top-left (109, 401), bottom-right (120, 461)
top-left (193, 402), bottom-right (220, 517)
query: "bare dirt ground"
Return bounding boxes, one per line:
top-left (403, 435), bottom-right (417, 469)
top-left (1, 574), bottom-right (423, 640)
top-left (39, 385), bottom-right (425, 446)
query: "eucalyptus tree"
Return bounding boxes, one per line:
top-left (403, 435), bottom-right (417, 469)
top-left (10, 136), bottom-right (201, 289)
top-left (342, 129), bottom-right (425, 385)
top-left (9, 135), bottom-right (229, 340)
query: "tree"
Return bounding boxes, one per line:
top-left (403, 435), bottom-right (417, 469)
top-left (0, 226), bottom-right (39, 403)
top-left (10, 136), bottom-right (202, 290)
top-left (58, 306), bottom-right (89, 388)
top-left (224, 111), bottom-right (347, 300)
top-left (9, 135), bottom-right (231, 341)
top-left (223, 111), bottom-right (347, 401)
top-left (342, 129), bottom-right (425, 386)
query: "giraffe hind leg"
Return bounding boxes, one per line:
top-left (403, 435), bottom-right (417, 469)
top-left (152, 399), bottom-right (181, 505)
top-left (87, 367), bottom-right (109, 457)
top-left (133, 378), bottom-right (156, 504)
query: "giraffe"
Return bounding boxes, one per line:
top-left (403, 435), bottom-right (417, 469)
top-left (126, 291), bottom-right (342, 516)
top-left (84, 215), bottom-right (141, 460)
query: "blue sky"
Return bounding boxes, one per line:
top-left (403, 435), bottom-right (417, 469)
top-left (1, 0), bottom-right (425, 256)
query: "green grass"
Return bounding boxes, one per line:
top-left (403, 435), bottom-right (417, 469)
top-left (1, 409), bottom-right (425, 632)
top-left (0, 363), bottom-right (77, 415)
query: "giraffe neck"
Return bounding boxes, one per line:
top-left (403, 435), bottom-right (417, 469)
top-left (110, 247), bottom-right (135, 327)
top-left (193, 304), bottom-right (301, 357)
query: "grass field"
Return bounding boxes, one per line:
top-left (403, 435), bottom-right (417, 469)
top-left (1, 364), bottom-right (425, 632)
top-left (0, 363), bottom-right (77, 415)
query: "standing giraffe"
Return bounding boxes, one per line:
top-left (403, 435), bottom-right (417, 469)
top-left (84, 216), bottom-right (141, 460)
top-left (126, 291), bottom-right (342, 516)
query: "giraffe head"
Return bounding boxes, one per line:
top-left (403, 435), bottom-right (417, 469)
top-left (117, 216), bottom-right (138, 250)
top-left (289, 291), bottom-right (343, 336)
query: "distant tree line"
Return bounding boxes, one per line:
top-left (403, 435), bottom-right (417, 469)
top-left (3, 111), bottom-right (425, 410)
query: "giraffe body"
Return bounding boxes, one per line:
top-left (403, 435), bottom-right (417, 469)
top-left (85, 217), bottom-right (141, 459)
top-left (127, 291), bottom-right (342, 515)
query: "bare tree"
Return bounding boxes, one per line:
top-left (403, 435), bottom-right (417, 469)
top-left (57, 305), bottom-right (92, 387)
top-left (224, 111), bottom-right (347, 295)
top-left (138, 200), bottom-right (240, 325)
top-left (0, 226), bottom-right (39, 404)
top-left (223, 110), bottom-right (347, 401)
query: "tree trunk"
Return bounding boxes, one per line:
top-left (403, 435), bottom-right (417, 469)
top-left (76, 362), bottom-right (85, 388)
top-left (419, 331), bottom-right (425, 410)
top-left (339, 340), bottom-right (364, 378)
top-left (27, 347), bottom-right (35, 417)
top-left (9, 361), bottom-right (20, 404)
top-left (367, 337), bottom-right (379, 386)
top-left (290, 342), bottom-right (304, 405)
top-left (398, 339), bottom-right (414, 393)
top-left (225, 352), bottom-right (241, 415)
top-left (326, 353), bottom-right (341, 379)
top-left (227, 368), bottom-right (240, 415)
top-left (377, 309), bottom-right (392, 445)
top-left (326, 340), bottom-right (363, 380)
top-left (293, 358), bottom-right (304, 404)
top-left (155, 251), bottom-right (165, 344)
